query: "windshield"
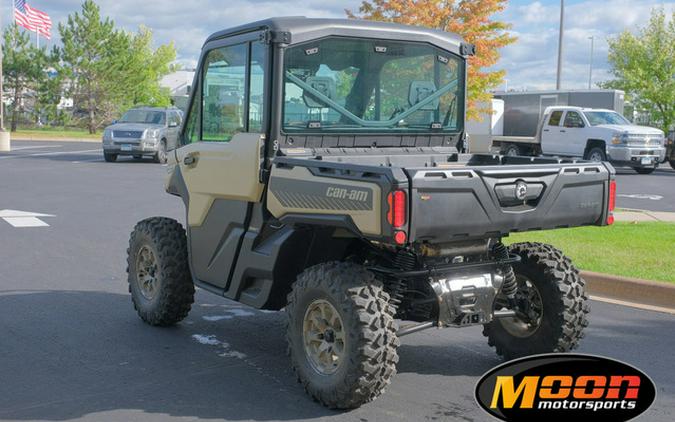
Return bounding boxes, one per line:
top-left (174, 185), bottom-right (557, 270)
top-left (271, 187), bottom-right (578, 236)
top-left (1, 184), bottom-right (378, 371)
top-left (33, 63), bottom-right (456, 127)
top-left (120, 110), bottom-right (166, 125)
top-left (583, 111), bottom-right (630, 126)
top-left (283, 37), bottom-right (464, 133)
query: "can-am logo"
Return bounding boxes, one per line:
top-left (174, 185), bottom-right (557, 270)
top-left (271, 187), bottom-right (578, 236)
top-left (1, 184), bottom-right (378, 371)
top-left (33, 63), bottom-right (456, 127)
top-left (475, 354), bottom-right (656, 422)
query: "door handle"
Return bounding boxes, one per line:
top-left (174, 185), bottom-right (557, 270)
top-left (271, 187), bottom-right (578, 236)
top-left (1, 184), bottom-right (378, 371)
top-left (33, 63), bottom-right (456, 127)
top-left (184, 154), bottom-right (197, 165)
top-left (560, 129), bottom-right (566, 133)
top-left (543, 129), bottom-right (550, 132)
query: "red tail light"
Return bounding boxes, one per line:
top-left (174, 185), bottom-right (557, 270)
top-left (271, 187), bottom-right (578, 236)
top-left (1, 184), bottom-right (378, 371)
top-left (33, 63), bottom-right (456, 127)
top-left (387, 190), bottom-right (407, 228)
top-left (607, 180), bottom-right (616, 225)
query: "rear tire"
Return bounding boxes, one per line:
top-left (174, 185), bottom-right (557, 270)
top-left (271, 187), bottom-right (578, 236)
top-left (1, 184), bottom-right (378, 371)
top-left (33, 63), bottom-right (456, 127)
top-left (104, 152), bottom-right (117, 162)
top-left (584, 147), bottom-right (606, 162)
top-left (634, 167), bottom-right (656, 175)
top-left (483, 242), bottom-right (589, 360)
top-left (127, 217), bottom-right (194, 326)
top-left (503, 144), bottom-right (521, 157)
top-left (286, 262), bottom-right (399, 409)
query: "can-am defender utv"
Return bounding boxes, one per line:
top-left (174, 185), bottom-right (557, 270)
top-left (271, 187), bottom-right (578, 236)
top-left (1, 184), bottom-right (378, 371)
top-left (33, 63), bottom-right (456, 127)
top-left (127, 17), bottom-right (615, 409)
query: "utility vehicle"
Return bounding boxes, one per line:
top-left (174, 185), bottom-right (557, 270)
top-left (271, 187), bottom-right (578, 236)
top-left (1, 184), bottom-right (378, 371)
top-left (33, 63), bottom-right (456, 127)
top-left (127, 17), bottom-right (615, 409)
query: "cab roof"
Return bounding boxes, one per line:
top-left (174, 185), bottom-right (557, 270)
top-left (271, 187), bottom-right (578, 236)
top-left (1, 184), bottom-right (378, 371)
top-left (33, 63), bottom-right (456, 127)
top-left (205, 17), bottom-right (470, 57)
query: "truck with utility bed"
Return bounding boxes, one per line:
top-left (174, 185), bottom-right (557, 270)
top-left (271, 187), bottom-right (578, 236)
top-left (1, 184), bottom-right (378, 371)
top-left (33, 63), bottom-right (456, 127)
top-left (126, 18), bottom-right (615, 409)
top-left (491, 105), bottom-right (666, 174)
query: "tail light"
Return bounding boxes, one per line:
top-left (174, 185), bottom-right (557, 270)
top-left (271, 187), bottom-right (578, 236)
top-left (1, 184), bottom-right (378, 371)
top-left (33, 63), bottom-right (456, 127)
top-left (607, 180), bottom-right (616, 225)
top-left (387, 190), bottom-right (407, 245)
top-left (387, 190), bottom-right (407, 228)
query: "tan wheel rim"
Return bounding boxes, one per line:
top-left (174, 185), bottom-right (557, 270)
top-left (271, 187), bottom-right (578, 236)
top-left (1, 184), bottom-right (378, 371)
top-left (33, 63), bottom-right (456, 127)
top-left (136, 245), bottom-right (159, 300)
top-left (302, 299), bottom-right (346, 375)
top-left (497, 275), bottom-right (544, 338)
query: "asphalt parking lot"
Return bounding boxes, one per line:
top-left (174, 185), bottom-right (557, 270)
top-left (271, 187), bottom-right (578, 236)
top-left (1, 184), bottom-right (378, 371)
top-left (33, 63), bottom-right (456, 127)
top-left (1, 140), bottom-right (674, 422)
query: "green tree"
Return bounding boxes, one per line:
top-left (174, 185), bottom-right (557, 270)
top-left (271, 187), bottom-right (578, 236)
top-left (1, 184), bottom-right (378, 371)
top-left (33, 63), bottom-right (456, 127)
top-left (122, 26), bottom-right (176, 108)
top-left (58, 0), bottom-right (128, 133)
top-left (2, 24), bottom-right (47, 131)
top-left (35, 47), bottom-right (65, 126)
top-left (58, 1), bottom-right (176, 133)
top-left (603, 8), bottom-right (675, 132)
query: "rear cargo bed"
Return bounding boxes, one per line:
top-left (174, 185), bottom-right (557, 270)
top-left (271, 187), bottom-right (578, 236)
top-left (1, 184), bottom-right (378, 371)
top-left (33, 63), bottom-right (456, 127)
top-left (407, 161), bottom-right (613, 242)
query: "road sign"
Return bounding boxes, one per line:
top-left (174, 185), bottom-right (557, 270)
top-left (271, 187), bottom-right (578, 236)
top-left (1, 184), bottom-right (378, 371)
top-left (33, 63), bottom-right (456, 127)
top-left (0, 209), bottom-right (55, 227)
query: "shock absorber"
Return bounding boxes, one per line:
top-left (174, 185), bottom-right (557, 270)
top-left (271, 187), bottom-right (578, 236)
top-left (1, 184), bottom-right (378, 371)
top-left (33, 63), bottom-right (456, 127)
top-left (386, 250), bottom-right (416, 306)
top-left (493, 242), bottom-right (518, 299)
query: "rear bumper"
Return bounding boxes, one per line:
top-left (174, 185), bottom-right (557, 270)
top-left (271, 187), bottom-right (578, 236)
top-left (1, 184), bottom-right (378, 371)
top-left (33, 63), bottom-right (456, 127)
top-left (607, 145), bottom-right (665, 167)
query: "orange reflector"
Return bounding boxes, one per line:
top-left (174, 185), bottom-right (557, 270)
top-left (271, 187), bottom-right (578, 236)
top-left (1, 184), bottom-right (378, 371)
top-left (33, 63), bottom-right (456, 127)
top-left (609, 180), bottom-right (616, 212)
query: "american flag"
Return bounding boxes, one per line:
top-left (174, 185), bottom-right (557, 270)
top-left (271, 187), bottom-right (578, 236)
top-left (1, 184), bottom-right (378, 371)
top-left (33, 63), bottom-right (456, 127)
top-left (14, 0), bottom-right (52, 40)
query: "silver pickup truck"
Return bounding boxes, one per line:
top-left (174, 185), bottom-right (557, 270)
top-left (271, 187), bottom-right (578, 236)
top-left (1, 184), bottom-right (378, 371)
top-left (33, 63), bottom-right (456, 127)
top-left (492, 106), bottom-right (666, 174)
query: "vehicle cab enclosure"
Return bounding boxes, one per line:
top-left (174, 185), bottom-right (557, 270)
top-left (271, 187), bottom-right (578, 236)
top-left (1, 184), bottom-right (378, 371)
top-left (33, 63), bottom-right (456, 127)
top-left (165, 17), bottom-right (615, 311)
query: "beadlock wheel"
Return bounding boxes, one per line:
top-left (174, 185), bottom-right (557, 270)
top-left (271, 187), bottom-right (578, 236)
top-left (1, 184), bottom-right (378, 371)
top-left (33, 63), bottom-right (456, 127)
top-left (135, 245), bottom-right (159, 301)
top-left (302, 299), bottom-right (346, 376)
top-left (495, 275), bottom-right (544, 339)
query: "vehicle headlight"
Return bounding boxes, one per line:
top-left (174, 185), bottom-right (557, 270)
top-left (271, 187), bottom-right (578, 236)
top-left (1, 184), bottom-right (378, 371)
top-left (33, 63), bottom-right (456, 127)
top-left (145, 129), bottom-right (160, 140)
top-left (611, 132), bottom-right (628, 145)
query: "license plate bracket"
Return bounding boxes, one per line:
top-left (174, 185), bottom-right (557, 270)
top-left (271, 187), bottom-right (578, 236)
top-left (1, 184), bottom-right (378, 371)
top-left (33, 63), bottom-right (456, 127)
top-left (121, 145), bottom-right (133, 152)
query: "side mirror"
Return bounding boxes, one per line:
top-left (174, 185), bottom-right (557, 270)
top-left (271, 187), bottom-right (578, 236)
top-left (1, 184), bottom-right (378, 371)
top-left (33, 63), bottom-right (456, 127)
top-left (112, 120), bottom-right (118, 124)
top-left (169, 121), bottom-right (179, 128)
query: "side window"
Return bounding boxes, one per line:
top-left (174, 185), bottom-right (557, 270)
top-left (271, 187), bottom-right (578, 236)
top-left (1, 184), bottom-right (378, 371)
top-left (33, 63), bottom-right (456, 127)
top-left (202, 44), bottom-right (248, 142)
top-left (548, 110), bottom-right (563, 126)
top-left (184, 79), bottom-right (201, 143)
top-left (564, 111), bottom-right (585, 128)
top-left (248, 43), bottom-right (266, 132)
top-left (168, 112), bottom-right (180, 128)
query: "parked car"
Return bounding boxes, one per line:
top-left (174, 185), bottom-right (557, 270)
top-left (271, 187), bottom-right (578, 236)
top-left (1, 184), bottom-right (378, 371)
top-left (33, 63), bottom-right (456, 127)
top-left (491, 106), bottom-right (666, 174)
top-left (102, 107), bottom-right (183, 163)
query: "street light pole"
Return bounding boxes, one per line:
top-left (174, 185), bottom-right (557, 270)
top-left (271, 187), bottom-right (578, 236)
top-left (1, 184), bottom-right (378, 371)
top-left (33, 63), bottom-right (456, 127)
top-left (588, 36), bottom-right (595, 89)
top-left (556, 0), bottom-right (565, 90)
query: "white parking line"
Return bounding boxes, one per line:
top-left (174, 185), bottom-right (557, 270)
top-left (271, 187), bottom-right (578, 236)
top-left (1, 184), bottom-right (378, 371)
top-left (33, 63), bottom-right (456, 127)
top-left (0, 149), bottom-right (102, 159)
top-left (10, 145), bottom-right (63, 151)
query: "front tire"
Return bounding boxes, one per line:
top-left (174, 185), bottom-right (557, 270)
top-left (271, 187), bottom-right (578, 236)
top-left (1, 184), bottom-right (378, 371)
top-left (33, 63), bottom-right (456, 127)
top-left (483, 242), bottom-right (589, 360)
top-left (286, 262), bottom-right (399, 409)
top-left (127, 217), bottom-right (194, 326)
top-left (154, 140), bottom-right (167, 164)
top-left (585, 147), bottom-right (606, 162)
top-left (104, 152), bottom-right (117, 162)
top-left (669, 160), bottom-right (675, 170)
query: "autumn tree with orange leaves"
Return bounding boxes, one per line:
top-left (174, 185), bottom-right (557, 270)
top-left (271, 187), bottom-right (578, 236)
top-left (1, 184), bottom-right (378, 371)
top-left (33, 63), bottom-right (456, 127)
top-left (347, 0), bottom-right (515, 119)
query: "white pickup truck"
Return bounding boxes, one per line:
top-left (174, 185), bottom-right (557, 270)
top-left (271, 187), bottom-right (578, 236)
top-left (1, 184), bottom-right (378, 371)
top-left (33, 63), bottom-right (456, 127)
top-left (491, 106), bottom-right (667, 174)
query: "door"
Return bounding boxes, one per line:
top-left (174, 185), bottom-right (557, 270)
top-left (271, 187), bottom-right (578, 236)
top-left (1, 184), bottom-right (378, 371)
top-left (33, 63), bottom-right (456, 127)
top-left (175, 38), bottom-right (267, 289)
top-left (540, 109), bottom-right (564, 154)
top-left (558, 111), bottom-right (586, 156)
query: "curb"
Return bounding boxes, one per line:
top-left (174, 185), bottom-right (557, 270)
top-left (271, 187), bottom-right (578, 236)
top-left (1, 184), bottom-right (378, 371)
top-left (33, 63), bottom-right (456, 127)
top-left (581, 270), bottom-right (675, 313)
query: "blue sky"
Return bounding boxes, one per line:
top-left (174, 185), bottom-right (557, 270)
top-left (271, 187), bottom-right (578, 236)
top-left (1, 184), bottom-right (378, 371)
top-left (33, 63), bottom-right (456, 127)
top-left (2, 0), bottom-right (674, 90)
